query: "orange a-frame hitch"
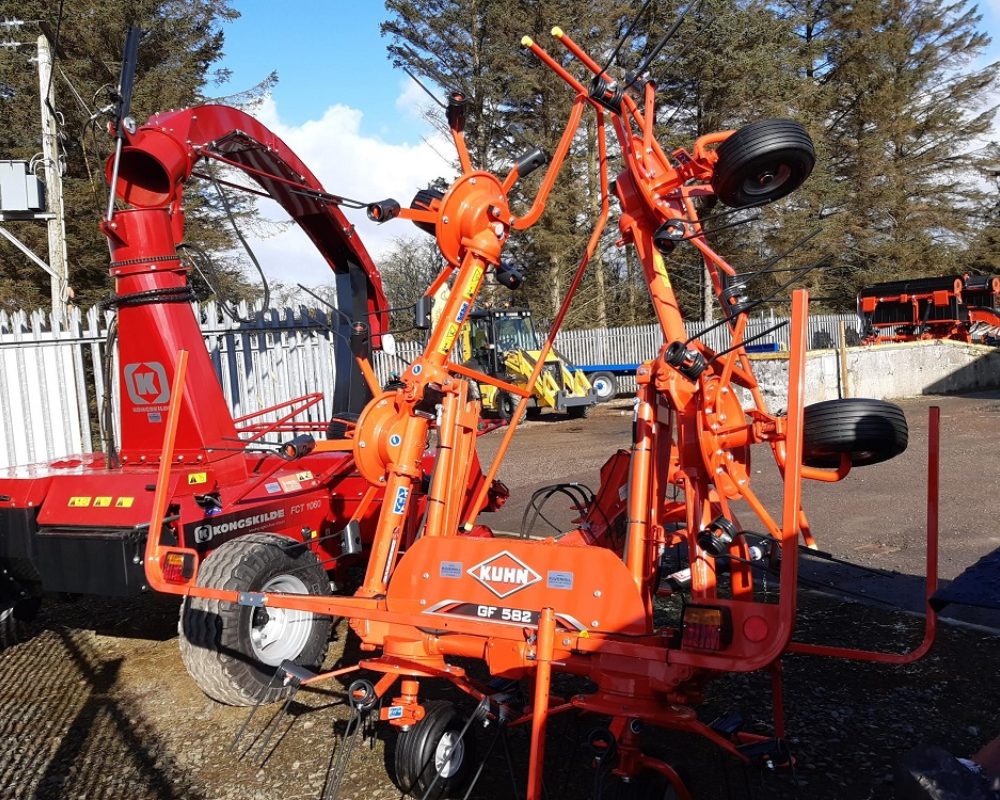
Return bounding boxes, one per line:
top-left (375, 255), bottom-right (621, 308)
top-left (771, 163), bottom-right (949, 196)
top-left (142, 23), bottom-right (940, 800)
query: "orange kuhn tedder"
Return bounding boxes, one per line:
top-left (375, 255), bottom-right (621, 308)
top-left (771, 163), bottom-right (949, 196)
top-left (129, 18), bottom-right (941, 800)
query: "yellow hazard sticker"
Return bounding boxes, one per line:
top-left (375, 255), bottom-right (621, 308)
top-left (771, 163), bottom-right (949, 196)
top-left (295, 471), bottom-right (314, 482)
top-left (68, 496), bottom-right (92, 507)
top-left (115, 497), bottom-right (135, 508)
top-left (93, 496), bottom-right (112, 508)
top-left (187, 472), bottom-right (208, 485)
top-left (463, 266), bottom-right (484, 300)
top-left (652, 251), bottom-right (672, 288)
top-left (437, 322), bottom-right (460, 355)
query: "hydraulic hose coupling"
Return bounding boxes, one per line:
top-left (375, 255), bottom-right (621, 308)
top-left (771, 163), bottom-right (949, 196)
top-left (280, 433), bottom-right (316, 460)
top-left (367, 198), bottom-right (400, 223)
top-left (446, 91), bottom-right (469, 132)
top-left (664, 340), bottom-right (707, 381)
top-left (697, 516), bottom-right (737, 556)
top-left (495, 262), bottom-right (524, 290)
top-left (653, 219), bottom-right (687, 255)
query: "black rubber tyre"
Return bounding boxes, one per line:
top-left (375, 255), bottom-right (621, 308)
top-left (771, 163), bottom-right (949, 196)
top-left (0, 567), bottom-right (40, 651)
top-left (567, 403), bottom-right (593, 419)
top-left (499, 392), bottom-right (527, 424)
top-left (178, 533), bottom-right (332, 706)
top-left (711, 119), bottom-right (815, 208)
top-left (802, 398), bottom-right (908, 468)
top-left (590, 371), bottom-right (618, 403)
top-left (326, 411), bottom-right (360, 440)
top-left (391, 700), bottom-right (477, 799)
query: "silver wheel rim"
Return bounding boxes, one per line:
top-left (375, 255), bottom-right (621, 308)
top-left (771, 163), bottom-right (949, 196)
top-left (434, 731), bottom-right (464, 779)
top-left (593, 377), bottom-right (612, 399)
top-left (248, 573), bottom-right (312, 666)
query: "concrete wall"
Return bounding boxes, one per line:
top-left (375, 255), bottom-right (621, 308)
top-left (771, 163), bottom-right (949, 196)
top-left (745, 340), bottom-right (1000, 409)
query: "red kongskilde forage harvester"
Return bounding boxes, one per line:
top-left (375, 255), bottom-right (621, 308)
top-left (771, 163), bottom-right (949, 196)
top-left (138, 22), bottom-right (940, 800)
top-left (0, 32), bottom-right (507, 708)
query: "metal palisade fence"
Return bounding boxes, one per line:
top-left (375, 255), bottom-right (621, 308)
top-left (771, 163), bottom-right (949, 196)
top-left (0, 304), bottom-right (859, 469)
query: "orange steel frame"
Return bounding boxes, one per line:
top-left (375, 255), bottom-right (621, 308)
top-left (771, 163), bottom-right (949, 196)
top-left (140, 27), bottom-right (940, 798)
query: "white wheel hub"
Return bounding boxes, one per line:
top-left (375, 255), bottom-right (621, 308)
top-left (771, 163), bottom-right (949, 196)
top-left (434, 731), bottom-right (465, 778)
top-left (248, 573), bottom-right (313, 666)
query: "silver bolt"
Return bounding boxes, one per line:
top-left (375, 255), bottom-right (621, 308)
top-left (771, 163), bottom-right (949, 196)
top-left (591, 620), bottom-right (600, 627)
top-left (593, 590), bottom-right (602, 598)
top-left (443, 216), bottom-right (450, 223)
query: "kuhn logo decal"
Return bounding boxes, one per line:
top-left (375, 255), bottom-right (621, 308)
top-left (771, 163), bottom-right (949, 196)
top-left (468, 550), bottom-right (541, 599)
top-left (124, 361), bottom-right (170, 405)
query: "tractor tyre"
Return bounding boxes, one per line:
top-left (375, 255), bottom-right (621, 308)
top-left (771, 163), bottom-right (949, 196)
top-left (567, 403), bottom-right (593, 420)
top-left (0, 567), bottom-right (40, 651)
top-left (590, 371), bottom-right (618, 403)
top-left (389, 700), bottom-right (477, 799)
top-left (178, 533), bottom-right (332, 706)
top-left (802, 398), bottom-right (908, 468)
top-left (711, 119), bottom-right (815, 208)
top-left (499, 392), bottom-right (527, 425)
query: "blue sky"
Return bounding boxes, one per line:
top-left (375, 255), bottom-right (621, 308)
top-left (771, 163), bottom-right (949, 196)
top-left (218, 2), bottom-right (427, 144)
top-left (215, 1), bottom-right (1000, 289)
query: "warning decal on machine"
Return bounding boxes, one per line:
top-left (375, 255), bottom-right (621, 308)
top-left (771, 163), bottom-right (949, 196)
top-left (68, 496), bottom-right (92, 507)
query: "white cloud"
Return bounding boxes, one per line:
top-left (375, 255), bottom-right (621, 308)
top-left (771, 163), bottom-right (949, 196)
top-left (394, 76), bottom-right (438, 122)
top-left (238, 94), bottom-right (454, 292)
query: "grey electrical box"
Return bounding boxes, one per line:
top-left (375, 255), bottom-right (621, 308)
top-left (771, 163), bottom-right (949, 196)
top-left (0, 160), bottom-right (45, 213)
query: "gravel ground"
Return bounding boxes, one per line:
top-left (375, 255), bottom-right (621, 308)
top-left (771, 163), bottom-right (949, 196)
top-left (1, 391), bottom-right (998, 800)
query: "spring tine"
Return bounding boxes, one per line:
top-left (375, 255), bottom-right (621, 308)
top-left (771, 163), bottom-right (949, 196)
top-left (253, 687), bottom-right (299, 765)
top-left (229, 668), bottom-right (282, 754)
top-left (501, 728), bottom-right (523, 800)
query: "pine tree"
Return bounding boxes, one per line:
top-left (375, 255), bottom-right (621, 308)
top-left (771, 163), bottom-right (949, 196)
top-left (0, 0), bottom-right (263, 312)
top-left (811, 0), bottom-right (999, 303)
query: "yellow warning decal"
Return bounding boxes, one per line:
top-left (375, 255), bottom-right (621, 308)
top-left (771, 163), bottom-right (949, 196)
top-left (438, 322), bottom-right (460, 355)
top-left (115, 497), bottom-right (135, 508)
top-left (68, 496), bottom-right (92, 508)
top-left (652, 251), bottom-right (672, 288)
top-left (93, 496), bottom-right (112, 508)
top-left (295, 471), bottom-right (314, 482)
top-left (187, 472), bottom-right (208, 485)
top-left (463, 266), bottom-right (484, 300)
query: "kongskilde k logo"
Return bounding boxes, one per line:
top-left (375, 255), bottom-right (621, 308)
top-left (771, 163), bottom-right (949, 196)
top-left (468, 550), bottom-right (541, 599)
top-left (124, 361), bottom-right (170, 405)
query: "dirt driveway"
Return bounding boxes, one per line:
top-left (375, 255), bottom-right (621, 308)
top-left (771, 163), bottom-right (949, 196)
top-left (1, 391), bottom-right (998, 800)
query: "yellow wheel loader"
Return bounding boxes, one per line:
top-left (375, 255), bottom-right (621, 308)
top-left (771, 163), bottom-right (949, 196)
top-left (459, 308), bottom-right (596, 420)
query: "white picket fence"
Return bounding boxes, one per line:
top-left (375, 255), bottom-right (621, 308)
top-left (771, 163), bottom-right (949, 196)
top-left (0, 304), bottom-right (860, 469)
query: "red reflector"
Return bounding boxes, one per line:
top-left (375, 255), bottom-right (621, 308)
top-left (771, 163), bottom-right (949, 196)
top-left (744, 615), bottom-right (770, 643)
top-left (161, 551), bottom-right (195, 584)
top-left (682, 604), bottom-right (732, 651)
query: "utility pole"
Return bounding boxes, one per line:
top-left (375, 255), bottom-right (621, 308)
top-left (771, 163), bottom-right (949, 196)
top-left (36, 33), bottom-right (68, 319)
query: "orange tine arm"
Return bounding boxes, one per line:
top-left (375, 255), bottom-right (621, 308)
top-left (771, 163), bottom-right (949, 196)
top-left (553, 29), bottom-right (671, 167)
top-left (511, 95), bottom-right (588, 230)
top-left (452, 127), bottom-right (473, 175)
top-left (463, 115), bottom-right (611, 528)
top-left (521, 35), bottom-right (590, 95)
top-left (551, 27), bottom-right (604, 75)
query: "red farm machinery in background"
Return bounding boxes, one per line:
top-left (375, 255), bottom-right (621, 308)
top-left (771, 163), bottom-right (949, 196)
top-left (0, 74), bottom-right (505, 706)
top-left (859, 273), bottom-right (1000, 344)
top-left (135, 15), bottom-right (943, 800)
